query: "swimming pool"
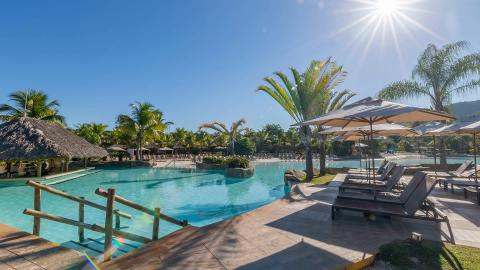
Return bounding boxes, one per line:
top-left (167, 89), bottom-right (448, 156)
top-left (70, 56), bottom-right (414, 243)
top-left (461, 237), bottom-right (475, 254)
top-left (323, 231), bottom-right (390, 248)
top-left (0, 157), bottom-right (468, 246)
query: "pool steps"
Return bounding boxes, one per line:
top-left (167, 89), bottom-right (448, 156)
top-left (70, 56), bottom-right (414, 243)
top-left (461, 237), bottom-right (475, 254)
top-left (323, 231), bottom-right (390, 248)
top-left (44, 169), bottom-right (102, 185)
top-left (63, 237), bottom-right (141, 259)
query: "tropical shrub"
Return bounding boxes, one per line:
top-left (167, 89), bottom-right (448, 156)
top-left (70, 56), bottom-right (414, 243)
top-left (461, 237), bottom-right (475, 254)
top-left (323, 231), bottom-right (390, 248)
top-left (234, 137), bottom-right (255, 155)
top-left (202, 156), bottom-right (225, 165)
top-left (224, 156), bottom-right (250, 168)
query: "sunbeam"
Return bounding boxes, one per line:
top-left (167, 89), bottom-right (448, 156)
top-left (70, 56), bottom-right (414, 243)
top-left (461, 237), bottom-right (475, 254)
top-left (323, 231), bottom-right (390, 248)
top-left (333, 0), bottom-right (444, 59)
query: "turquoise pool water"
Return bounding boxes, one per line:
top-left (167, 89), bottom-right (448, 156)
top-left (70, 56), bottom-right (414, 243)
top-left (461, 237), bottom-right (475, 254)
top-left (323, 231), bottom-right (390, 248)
top-left (0, 162), bottom-right (302, 245)
top-left (0, 157), bottom-right (469, 246)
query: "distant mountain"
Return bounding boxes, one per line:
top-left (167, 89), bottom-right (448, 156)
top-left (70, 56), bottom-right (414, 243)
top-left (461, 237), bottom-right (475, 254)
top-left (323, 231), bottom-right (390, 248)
top-left (451, 100), bottom-right (480, 120)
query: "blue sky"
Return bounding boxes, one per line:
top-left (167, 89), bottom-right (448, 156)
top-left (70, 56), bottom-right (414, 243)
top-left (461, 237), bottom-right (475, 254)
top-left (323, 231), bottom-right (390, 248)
top-left (1, 0), bottom-right (479, 130)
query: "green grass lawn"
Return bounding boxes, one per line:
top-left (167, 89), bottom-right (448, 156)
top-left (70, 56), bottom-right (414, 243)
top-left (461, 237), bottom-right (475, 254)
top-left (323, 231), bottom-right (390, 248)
top-left (377, 239), bottom-right (480, 270)
top-left (300, 174), bottom-right (335, 185)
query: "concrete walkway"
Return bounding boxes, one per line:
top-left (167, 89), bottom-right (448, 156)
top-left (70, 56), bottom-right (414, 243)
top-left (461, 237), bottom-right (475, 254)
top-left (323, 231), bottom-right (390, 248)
top-left (0, 224), bottom-right (87, 270)
top-left (102, 174), bottom-right (480, 270)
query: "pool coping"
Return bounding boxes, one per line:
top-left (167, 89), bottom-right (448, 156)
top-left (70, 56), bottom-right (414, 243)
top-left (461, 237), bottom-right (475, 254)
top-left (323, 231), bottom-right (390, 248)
top-left (0, 167), bottom-right (95, 183)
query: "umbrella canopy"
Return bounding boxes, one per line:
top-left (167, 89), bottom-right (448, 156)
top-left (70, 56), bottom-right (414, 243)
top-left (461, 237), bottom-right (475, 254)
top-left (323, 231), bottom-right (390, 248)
top-left (457, 120), bottom-right (480, 134)
top-left (413, 122), bottom-right (446, 136)
top-left (107, 146), bottom-right (127, 152)
top-left (321, 123), bottom-right (419, 137)
top-left (302, 97), bottom-right (454, 127)
top-left (332, 134), bottom-right (387, 142)
top-left (424, 121), bottom-right (473, 136)
top-left (0, 117), bottom-right (108, 162)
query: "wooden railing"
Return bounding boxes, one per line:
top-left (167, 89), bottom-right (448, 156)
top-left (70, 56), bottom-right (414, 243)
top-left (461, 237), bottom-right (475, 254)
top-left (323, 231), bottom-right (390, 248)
top-left (23, 181), bottom-right (189, 261)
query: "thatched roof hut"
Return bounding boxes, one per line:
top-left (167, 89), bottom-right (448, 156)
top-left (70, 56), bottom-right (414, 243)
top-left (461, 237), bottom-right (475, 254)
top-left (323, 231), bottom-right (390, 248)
top-left (0, 117), bottom-right (108, 162)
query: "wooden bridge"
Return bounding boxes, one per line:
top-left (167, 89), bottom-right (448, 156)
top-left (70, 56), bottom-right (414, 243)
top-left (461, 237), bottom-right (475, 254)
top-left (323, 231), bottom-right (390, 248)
top-left (10, 180), bottom-right (190, 267)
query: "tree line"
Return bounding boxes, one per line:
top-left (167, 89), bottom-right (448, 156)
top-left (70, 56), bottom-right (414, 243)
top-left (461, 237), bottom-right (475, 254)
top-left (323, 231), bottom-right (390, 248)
top-left (1, 41), bottom-right (478, 180)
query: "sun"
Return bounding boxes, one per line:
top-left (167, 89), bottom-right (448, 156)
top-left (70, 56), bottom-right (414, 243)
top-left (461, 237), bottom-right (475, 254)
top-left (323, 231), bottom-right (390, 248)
top-left (332, 0), bottom-right (443, 62)
top-left (375, 0), bottom-right (399, 16)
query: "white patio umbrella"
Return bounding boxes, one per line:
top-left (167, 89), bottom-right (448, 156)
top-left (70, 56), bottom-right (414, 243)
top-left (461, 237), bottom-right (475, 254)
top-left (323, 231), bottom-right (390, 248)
top-left (423, 121), bottom-right (475, 176)
top-left (413, 122), bottom-right (446, 172)
top-left (301, 97), bottom-right (455, 199)
top-left (457, 120), bottom-right (480, 188)
top-left (326, 123), bottom-right (419, 181)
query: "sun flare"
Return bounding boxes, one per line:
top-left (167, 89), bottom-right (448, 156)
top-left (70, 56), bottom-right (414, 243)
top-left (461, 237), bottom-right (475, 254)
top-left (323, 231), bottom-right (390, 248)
top-left (375, 0), bottom-right (399, 16)
top-left (332, 0), bottom-right (444, 63)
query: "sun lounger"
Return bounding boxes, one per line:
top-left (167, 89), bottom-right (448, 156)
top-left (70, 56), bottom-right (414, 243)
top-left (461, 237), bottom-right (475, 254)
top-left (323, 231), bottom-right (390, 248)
top-left (340, 165), bottom-right (404, 193)
top-left (338, 171), bottom-right (425, 204)
top-left (332, 176), bottom-right (453, 241)
top-left (441, 178), bottom-right (480, 193)
top-left (347, 159), bottom-right (388, 174)
top-left (346, 162), bottom-right (396, 183)
top-left (449, 160), bottom-right (473, 177)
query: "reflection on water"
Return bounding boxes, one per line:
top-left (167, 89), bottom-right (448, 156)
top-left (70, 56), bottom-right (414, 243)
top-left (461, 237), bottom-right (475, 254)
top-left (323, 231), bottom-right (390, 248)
top-left (0, 157), bottom-right (468, 245)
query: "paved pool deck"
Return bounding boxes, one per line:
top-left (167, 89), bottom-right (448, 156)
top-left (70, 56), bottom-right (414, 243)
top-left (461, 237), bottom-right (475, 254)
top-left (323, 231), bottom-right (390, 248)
top-left (103, 173), bottom-right (480, 269)
top-left (0, 224), bottom-right (87, 270)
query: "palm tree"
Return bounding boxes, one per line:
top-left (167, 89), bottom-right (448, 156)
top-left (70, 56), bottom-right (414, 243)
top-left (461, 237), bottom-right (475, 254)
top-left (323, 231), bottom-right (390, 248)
top-left (194, 130), bottom-right (214, 151)
top-left (75, 123), bottom-right (108, 145)
top-left (116, 102), bottom-right (167, 160)
top-left (315, 91), bottom-right (355, 175)
top-left (378, 41), bottom-right (480, 165)
top-left (257, 58), bottom-right (354, 180)
top-left (199, 119), bottom-right (247, 155)
top-left (0, 89), bottom-right (65, 124)
top-left (170, 128), bottom-right (190, 148)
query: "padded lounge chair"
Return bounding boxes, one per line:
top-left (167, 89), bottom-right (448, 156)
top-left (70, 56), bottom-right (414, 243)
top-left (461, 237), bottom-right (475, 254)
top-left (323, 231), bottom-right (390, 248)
top-left (442, 179), bottom-right (480, 193)
top-left (331, 176), bottom-right (453, 242)
top-left (340, 165), bottom-right (404, 193)
top-left (337, 171), bottom-right (425, 205)
top-left (347, 159), bottom-right (388, 174)
top-left (437, 165), bottom-right (480, 192)
top-left (346, 162), bottom-right (396, 182)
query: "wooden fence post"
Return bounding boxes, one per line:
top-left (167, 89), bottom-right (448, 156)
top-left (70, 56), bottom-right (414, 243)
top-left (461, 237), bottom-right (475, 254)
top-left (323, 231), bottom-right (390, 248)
top-left (78, 197), bottom-right (85, 242)
top-left (115, 211), bottom-right (120, 230)
top-left (152, 208), bottom-right (160, 240)
top-left (36, 160), bottom-right (42, 177)
top-left (33, 187), bottom-right (41, 236)
top-left (104, 188), bottom-right (115, 261)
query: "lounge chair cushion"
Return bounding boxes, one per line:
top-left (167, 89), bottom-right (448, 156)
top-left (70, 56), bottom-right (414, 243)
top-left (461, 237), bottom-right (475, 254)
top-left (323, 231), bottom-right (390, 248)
top-left (341, 166), bottom-right (404, 192)
top-left (338, 170), bottom-right (425, 204)
top-left (333, 197), bottom-right (407, 216)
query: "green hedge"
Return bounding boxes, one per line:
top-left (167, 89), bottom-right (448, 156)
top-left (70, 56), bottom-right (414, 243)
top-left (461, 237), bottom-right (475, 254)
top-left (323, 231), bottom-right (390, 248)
top-left (202, 156), bottom-right (225, 165)
top-left (224, 156), bottom-right (250, 169)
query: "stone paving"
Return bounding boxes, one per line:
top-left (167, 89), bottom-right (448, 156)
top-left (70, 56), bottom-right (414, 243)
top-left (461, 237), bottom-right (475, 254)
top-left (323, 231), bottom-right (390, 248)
top-left (0, 224), bottom-right (87, 270)
top-left (102, 174), bottom-right (480, 270)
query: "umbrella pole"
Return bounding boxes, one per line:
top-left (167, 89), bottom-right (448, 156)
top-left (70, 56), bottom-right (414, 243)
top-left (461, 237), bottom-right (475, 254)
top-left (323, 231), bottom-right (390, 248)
top-left (363, 135), bottom-right (370, 182)
top-left (433, 136), bottom-right (437, 178)
top-left (474, 132), bottom-right (478, 190)
top-left (357, 141), bottom-right (361, 168)
top-left (369, 121), bottom-right (376, 200)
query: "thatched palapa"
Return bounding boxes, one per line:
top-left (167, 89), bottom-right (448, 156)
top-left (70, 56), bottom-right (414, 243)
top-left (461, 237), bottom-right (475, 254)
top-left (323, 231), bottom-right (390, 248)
top-left (0, 117), bottom-right (108, 162)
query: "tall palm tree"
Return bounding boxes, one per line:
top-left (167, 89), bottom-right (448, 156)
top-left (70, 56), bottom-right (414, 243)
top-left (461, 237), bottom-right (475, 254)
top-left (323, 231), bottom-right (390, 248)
top-left (116, 102), bottom-right (167, 160)
top-left (194, 130), bottom-right (214, 151)
top-left (315, 90), bottom-right (356, 175)
top-left (0, 89), bottom-right (65, 124)
top-left (378, 41), bottom-right (480, 165)
top-left (75, 123), bottom-right (108, 145)
top-left (257, 58), bottom-right (354, 180)
top-left (199, 119), bottom-right (247, 155)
